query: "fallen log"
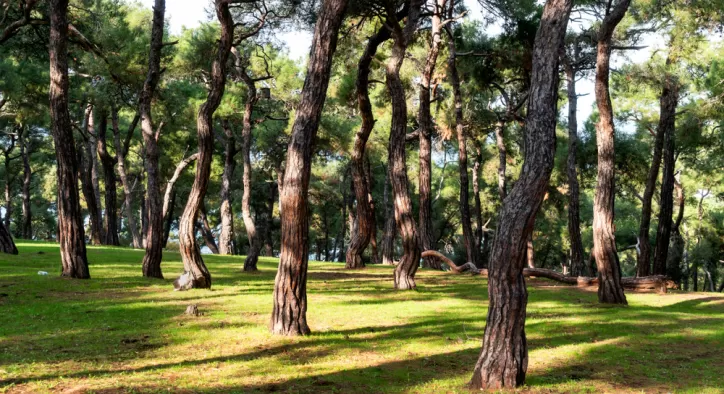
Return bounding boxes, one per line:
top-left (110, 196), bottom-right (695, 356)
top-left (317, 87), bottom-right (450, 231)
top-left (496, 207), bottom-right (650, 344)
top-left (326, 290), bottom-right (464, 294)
top-left (421, 250), bottom-right (671, 294)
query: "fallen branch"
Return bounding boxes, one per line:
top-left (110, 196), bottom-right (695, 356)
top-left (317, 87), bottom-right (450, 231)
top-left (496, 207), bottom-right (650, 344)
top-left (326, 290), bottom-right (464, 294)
top-left (421, 250), bottom-right (672, 293)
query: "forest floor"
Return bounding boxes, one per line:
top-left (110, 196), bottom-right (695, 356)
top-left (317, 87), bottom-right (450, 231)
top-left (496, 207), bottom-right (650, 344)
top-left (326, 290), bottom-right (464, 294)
top-left (0, 242), bottom-right (723, 393)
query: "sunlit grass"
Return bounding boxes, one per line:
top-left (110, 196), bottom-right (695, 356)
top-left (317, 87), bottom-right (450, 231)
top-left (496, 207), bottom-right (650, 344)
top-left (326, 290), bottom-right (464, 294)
top-left (0, 241), bottom-right (722, 393)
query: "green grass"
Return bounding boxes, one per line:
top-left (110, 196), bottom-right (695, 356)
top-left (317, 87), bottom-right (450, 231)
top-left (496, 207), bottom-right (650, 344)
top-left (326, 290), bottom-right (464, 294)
top-left (0, 241), bottom-right (722, 393)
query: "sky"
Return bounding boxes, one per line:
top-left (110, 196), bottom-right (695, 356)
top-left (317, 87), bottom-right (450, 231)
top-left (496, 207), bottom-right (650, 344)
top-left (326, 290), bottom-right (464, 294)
top-left (141, 0), bottom-right (659, 129)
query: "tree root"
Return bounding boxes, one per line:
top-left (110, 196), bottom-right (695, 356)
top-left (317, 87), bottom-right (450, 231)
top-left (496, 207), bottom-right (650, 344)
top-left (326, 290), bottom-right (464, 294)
top-left (420, 250), bottom-right (674, 294)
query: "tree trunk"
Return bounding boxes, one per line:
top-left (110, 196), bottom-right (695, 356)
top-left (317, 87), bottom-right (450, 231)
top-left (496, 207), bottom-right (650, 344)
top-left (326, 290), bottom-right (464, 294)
top-left (591, 0), bottom-right (630, 305)
top-left (87, 109), bottom-right (103, 238)
top-left (652, 78), bottom-right (679, 276)
top-left (96, 110), bottom-right (119, 246)
top-left (111, 108), bottom-right (142, 248)
top-left (0, 220), bottom-right (17, 254)
top-left (271, 0), bottom-right (348, 335)
top-left (237, 62), bottom-right (262, 271)
top-left (163, 153), bottom-right (198, 221)
top-left (365, 157), bottom-right (379, 264)
top-left (469, 0), bottom-right (572, 388)
top-left (447, 33), bottom-right (478, 267)
top-left (199, 204), bottom-right (219, 254)
top-left (333, 173), bottom-right (348, 262)
top-left (495, 120), bottom-right (507, 201)
top-left (381, 165), bottom-right (396, 265)
top-left (527, 233), bottom-right (535, 268)
top-left (218, 119), bottom-right (236, 256)
top-left (387, 0), bottom-right (423, 290)
top-left (77, 107), bottom-right (103, 245)
top-left (563, 59), bottom-right (585, 277)
top-left (2, 133), bottom-right (17, 232)
top-left (176, 0), bottom-right (233, 290)
top-left (162, 189), bottom-right (175, 248)
top-left (667, 173), bottom-right (685, 283)
top-left (473, 141), bottom-right (485, 266)
top-left (140, 0), bottom-right (167, 279)
top-left (417, 0), bottom-right (446, 270)
top-left (263, 179), bottom-right (275, 256)
top-left (346, 19), bottom-right (392, 269)
top-left (49, 0), bottom-right (89, 278)
top-left (20, 128), bottom-right (32, 240)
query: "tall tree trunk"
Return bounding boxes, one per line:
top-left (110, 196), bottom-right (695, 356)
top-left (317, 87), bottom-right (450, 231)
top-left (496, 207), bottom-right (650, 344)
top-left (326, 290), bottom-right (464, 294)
top-left (86, 109), bottom-right (103, 238)
top-left (592, 0), bottom-right (630, 305)
top-left (263, 179), bottom-right (275, 256)
top-left (79, 143), bottom-right (102, 244)
top-left (162, 153), bottom-right (199, 222)
top-left (218, 119), bottom-right (237, 256)
top-left (365, 157), bottom-right (379, 264)
top-left (346, 19), bottom-right (392, 269)
top-left (237, 64), bottom-right (262, 271)
top-left (139, 0), bottom-right (166, 279)
top-left (447, 33), bottom-right (478, 267)
top-left (111, 108), bottom-right (142, 248)
top-left (333, 174), bottom-right (348, 262)
top-left (162, 189), bottom-right (175, 248)
top-left (271, 0), bottom-right (348, 335)
top-left (495, 120), bottom-right (507, 201)
top-left (20, 128), bottom-right (32, 240)
top-left (49, 0), bottom-right (89, 278)
top-left (527, 233), bottom-right (535, 268)
top-left (469, 0), bottom-right (572, 388)
top-left (387, 0), bottom-right (423, 290)
top-left (381, 165), bottom-right (396, 265)
top-left (473, 142), bottom-right (485, 266)
top-left (199, 204), bottom-right (219, 254)
top-left (653, 78), bottom-right (679, 276)
top-left (96, 110), bottom-right (119, 245)
top-left (667, 173), bottom-right (685, 283)
top-left (2, 133), bottom-right (17, 231)
top-left (563, 58), bottom-right (585, 276)
top-left (176, 0), bottom-right (233, 290)
top-left (417, 0), bottom-right (446, 270)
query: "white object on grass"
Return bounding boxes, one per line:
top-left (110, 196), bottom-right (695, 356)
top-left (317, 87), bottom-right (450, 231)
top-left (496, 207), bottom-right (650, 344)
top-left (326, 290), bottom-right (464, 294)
top-left (37, 271), bottom-right (48, 275)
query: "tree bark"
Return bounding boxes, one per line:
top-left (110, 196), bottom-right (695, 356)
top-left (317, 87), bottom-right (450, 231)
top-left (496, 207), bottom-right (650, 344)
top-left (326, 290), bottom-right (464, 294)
top-left (469, 0), bottom-right (572, 388)
top-left (345, 18), bottom-right (392, 269)
top-left (163, 153), bottom-right (198, 221)
top-left (20, 128), bottom-right (32, 240)
top-left (162, 189), bottom-right (175, 248)
top-left (381, 165), bottom-right (396, 265)
top-left (49, 0), bottom-right (89, 278)
top-left (417, 0), bottom-right (446, 270)
top-left (563, 58), bottom-right (585, 277)
top-left (0, 219), bottom-right (17, 254)
top-left (447, 31), bottom-right (478, 267)
top-left (112, 108), bottom-right (142, 248)
top-left (86, 109), bottom-right (103, 239)
top-left (263, 179), bottom-right (275, 256)
top-left (592, 0), bottom-right (630, 305)
top-left (365, 157), bottom-right (379, 264)
top-left (2, 132), bottom-right (17, 232)
top-left (652, 78), bottom-right (679, 276)
top-left (667, 173), bottom-right (685, 283)
top-left (494, 120), bottom-right (508, 201)
top-left (139, 0), bottom-right (167, 279)
top-left (198, 204), bottom-right (219, 254)
top-left (218, 119), bottom-right (237, 256)
top-left (176, 0), bottom-right (233, 290)
top-left (271, 0), bottom-right (348, 335)
top-left (387, 0), bottom-right (423, 289)
top-left (96, 110), bottom-right (119, 245)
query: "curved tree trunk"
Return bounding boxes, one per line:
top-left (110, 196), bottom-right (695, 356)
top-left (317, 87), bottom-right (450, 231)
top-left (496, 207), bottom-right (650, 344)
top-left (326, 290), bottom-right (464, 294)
top-left (139, 0), bottom-right (166, 278)
top-left (345, 18), bottom-right (392, 269)
top-left (418, 0), bottom-right (446, 270)
top-left (49, 0), bottom-right (89, 278)
top-left (198, 204), bottom-right (219, 254)
top-left (381, 165), bottom-right (396, 265)
top-left (111, 108), bottom-right (142, 248)
top-left (469, 0), bottom-right (572, 388)
top-left (563, 59), bottom-right (585, 277)
top-left (653, 78), bottom-right (679, 276)
top-left (176, 0), bottom-right (233, 290)
top-left (162, 189), bottom-right (175, 248)
top-left (387, 0), bottom-right (423, 290)
top-left (218, 119), bottom-right (236, 256)
top-left (96, 110), bottom-right (119, 246)
top-left (271, 0), bottom-right (348, 335)
top-left (592, 0), bottom-right (630, 305)
top-left (237, 62), bottom-right (262, 271)
top-left (20, 128), bottom-right (32, 240)
top-left (447, 31), bottom-right (478, 267)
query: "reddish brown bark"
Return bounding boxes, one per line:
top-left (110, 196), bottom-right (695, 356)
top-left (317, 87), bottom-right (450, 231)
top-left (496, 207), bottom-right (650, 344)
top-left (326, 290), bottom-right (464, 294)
top-left (78, 106), bottom-right (102, 246)
top-left (218, 119), bottom-right (237, 256)
top-left (387, 0), bottom-right (423, 290)
top-left (469, 0), bottom-right (572, 388)
top-left (592, 0), bottom-right (630, 304)
top-left (345, 18), bottom-right (392, 269)
top-left (140, 0), bottom-right (166, 279)
top-left (96, 110), bottom-right (119, 246)
top-left (418, 0), bottom-right (446, 270)
top-left (652, 78), bottom-right (679, 276)
top-left (365, 157), bottom-right (379, 264)
top-left (271, 0), bottom-right (348, 335)
top-left (381, 165), bottom-right (396, 265)
top-left (175, 0), bottom-right (233, 290)
top-left (49, 0), bottom-right (89, 278)
top-left (446, 28), bottom-right (478, 267)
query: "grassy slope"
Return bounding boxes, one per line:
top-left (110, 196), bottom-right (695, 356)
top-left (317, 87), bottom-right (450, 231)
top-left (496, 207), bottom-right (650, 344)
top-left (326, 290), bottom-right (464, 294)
top-left (0, 242), bottom-right (722, 393)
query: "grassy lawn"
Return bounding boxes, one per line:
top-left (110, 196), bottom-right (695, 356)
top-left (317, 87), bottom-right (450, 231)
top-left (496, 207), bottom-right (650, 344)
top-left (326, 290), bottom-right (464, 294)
top-left (0, 241), bottom-right (722, 393)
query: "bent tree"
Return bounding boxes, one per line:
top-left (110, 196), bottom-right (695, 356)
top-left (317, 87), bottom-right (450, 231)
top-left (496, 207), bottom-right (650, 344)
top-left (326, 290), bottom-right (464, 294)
top-left (592, 0), bottom-right (630, 304)
top-left (49, 0), bottom-right (89, 278)
top-left (469, 0), bottom-right (572, 388)
top-left (175, 0), bottom-right (234, 290)
top-left (271, 0), bottom-right (348, 335)
top-left (139, 0), bottom-right (167, 278)
top-left (387, 0), bottom-right (423, 290)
